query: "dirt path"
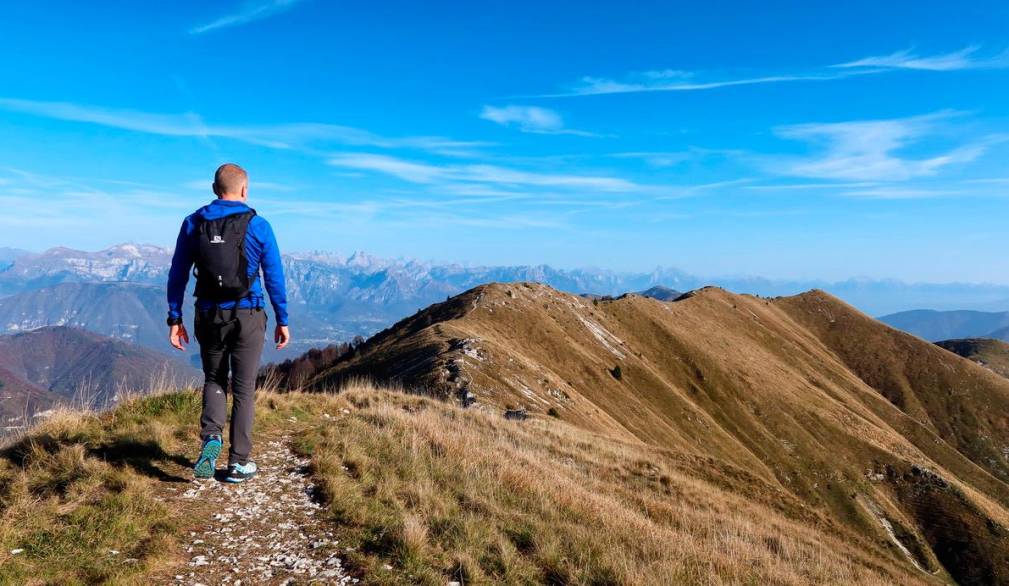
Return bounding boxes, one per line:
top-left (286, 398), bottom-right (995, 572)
top-left (160, 438), bottom-right (357, 586)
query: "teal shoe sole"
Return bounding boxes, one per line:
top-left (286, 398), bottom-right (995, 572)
top-left (193, 442), bottom-right (222, 479)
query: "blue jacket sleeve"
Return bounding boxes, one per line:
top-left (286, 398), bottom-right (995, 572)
top-left (166, 217), bottom-right (194, 321)
top-left (257, 218), bottom-right (289, 326)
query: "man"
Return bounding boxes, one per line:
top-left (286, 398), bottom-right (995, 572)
top-left (166, 163), bottom-right (290, 483)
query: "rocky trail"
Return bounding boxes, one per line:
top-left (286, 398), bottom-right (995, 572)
top-left (159, 438), bottom-right (358, 586)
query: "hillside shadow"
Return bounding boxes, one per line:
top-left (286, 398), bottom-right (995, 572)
top-left (88, 439), bottom-right (193, 483)
top-left (2, 433), bottom-right (194, 484)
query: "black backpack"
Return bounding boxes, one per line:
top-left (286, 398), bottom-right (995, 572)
top-left (193, 210), bottom-right (256, 302)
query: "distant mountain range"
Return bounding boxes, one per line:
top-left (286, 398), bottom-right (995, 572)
top-left (0, 281), bottom-right (167, 346)
top-left (3, 243), bottom-right (1009, 362)
top-left (878, 309), bottom-right (1009, 342)
top-left (0, 326), bottom-right (198, 425)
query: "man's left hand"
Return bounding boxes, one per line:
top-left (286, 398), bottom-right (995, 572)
top-left (169, 324), bottom-right (189, 351)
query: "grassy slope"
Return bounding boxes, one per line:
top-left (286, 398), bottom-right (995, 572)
top-left (0, 386), bottom-right (927, 585)
top-left (0, 392), bottom-right (199, 585)
top-left (935, 337), bottom-right (1009, 379)
top-left (306, 283), bottom-right (1009, 584)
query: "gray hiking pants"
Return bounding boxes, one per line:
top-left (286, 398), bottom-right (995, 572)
top-left (195, 306), bottom-right (267, 466)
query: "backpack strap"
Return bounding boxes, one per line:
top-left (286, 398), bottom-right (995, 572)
top-left (229, 209), bottom-right (257, 234)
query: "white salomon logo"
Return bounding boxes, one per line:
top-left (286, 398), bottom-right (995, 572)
top-left (211, 235), bottom-right (225, 244)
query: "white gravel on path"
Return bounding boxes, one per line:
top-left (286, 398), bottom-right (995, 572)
top-left (165, 439), bottom-right (358, 586)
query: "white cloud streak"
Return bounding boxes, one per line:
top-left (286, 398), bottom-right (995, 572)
top-left (609, 151), bottom-right (693, 168)
top-left (769, 111), bottom-right (994, 181)
top-left (481, 105), bottom-right (561, 131)
top-left (327, 153), bottom-right (640, 192)
top-left (540, 69), bottom-right (868, 98)
top-left (0, 97), bottom-right (489, 156)
top-left (834, 46), bottom-right (1009, 71)
top-left (539, 46), bottom-right (1008, 98)
top-left (479, 105), bottom-right (595, 136)
top-left (745, 181), bottom-right (878, 191)
top-left (190, 0), bottom-right (307, 35)
top-left (839, 187), bottom-right (966, 199)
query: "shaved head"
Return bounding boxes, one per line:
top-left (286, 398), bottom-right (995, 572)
top-left (213, 163), bottom-right (248, 198)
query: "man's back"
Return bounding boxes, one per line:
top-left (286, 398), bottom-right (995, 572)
top-left (167, 199), bottom-right (288, 326)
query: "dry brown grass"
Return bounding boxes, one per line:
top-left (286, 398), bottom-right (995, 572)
top-left (270, 383), bottom-right (928, 585)
top-left (304, 282), bottom-right (1009, 583)
top-left (0, 378), bottom-right (941, 584)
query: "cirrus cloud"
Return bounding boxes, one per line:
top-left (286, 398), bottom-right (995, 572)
top-left (190, 0), bottom-right (307, 35)
top-left (479, 105), bottom-right (596, 136)
top-left (768, 111), bottom-right (996, 182)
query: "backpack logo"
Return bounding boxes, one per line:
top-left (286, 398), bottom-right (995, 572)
top-left (210, 235), bottom-right (225, 244)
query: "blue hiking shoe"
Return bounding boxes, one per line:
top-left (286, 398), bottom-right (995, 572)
top-left (224, 461), bottom-right (258, 483)
top-left (193, 435), bottom-right (223, 479)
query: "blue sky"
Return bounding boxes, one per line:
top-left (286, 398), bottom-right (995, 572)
top-left (1, 1), bottom-right (1008, 282)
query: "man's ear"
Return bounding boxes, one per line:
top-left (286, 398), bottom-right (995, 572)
top-left (212, 182), bottom-right (221, 198)
top-left (241, 183), bottom-right (248, 201)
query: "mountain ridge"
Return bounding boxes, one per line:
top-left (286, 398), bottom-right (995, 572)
top-left (282, 282), bottom-right (1009, 583)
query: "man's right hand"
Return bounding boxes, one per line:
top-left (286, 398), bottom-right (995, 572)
top-left (275, 325), bottom-right (291, 350)
top-left (169, 323), bottom-right (190, 351)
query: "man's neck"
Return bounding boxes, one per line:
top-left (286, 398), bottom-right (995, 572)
top-left (218, 195), bottom-right (244, 202)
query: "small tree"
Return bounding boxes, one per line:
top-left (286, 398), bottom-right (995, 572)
top-left (610, 365), bottom-right (622, 380)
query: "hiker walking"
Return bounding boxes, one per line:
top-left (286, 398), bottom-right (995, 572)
top-left (166, 163), bottom-right (290, 483)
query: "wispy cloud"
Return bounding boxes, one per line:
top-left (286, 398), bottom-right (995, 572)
top-left (479, 104), bottom-right (595, 136)
top-left (0, 168), bottom-right (197, 237)
top-left (190, 0), bottom-right (307, 35)
top-left (0, 98), bottom-right (211, 137)
top-left (327, 153), bottom-right (639, 192)
top-left (609, 151), bottom-right (693, 168)
top-left (480, 105), bottom-right (562, 132)
top-left (538, 46), bottom-right (1007, 98)
top-left (833, 46), bottom-right (1009, 71)
top-left (768, 111), bottom-right (994, 181)
top-left (0, 97), bottom-right (489, 156)
top-left (839, 186), bottom-right (966, 199)
top-left (745, 181), bottom-right (878, 191)
top-left (543, 70), bottom-right (859, 97)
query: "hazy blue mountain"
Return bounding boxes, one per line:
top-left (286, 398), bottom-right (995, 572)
top-left (638, 285), bottom-right (684, 301)
top-left (0, 280), bottom-right (349, 364)
top-left (0, 247), bottom-right (29, 263)
top-left (3, 243), bottom-right (1009, 360)
top-left (0, 282), bottom-right (168, 345)
top-left (878, 309), bottom-right (1009, 342)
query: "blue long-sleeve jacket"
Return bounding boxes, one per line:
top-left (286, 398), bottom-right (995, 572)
top-left (167, 199), bottom-right (289, 326)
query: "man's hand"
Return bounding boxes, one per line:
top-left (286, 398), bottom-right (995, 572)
top-left (275, 325), bottom-right (291, 350)
top-left (169, 324), bottom-right (189, 351)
